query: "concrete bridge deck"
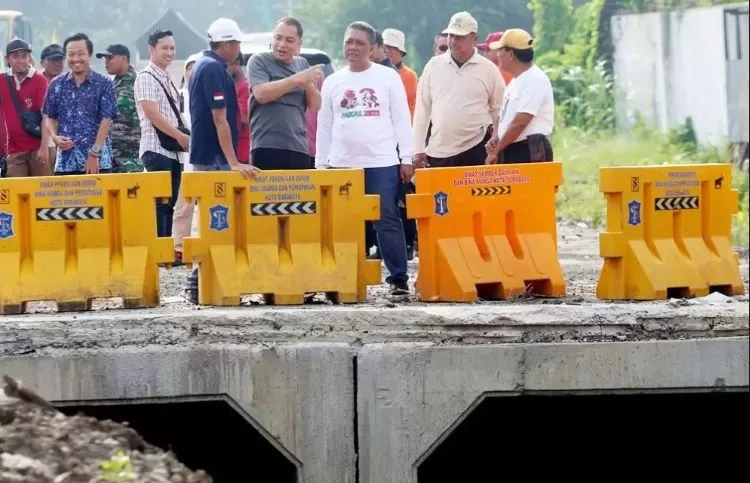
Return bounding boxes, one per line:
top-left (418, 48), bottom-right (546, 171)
top-left (0, 223), bottom-right (747, 482)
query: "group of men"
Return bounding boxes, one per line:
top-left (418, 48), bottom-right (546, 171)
top-left (0, 10), bottom-right (555, 303)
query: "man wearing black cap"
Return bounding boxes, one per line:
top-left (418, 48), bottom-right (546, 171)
top-left (40, 44), bottom-right (65, 83)
top-left (0, 38), bottom-right (51, 177)
top-left (97, 44), bottom-right (142, 173)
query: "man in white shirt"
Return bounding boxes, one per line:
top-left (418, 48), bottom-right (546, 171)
top-left (485, 29), bottom-right (555, 164)
top-left (316, 21), bottom-right (414, 296)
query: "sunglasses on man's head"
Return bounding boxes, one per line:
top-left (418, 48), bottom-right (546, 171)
top-left (438, 45), bottom-right (448, 52)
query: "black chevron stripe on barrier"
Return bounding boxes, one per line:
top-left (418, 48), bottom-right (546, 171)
top-left (470, 185), bottom-right (512, 197)
top-left (250, 201), bottom-right (317, 216)
top-left (654, 196), bottom-right (699, 211)
top-left (35, 206), bottom-right (104, 221)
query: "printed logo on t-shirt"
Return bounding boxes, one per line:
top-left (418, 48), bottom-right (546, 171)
top-left (339, 88), bottom-right (381, 118)
top-left (25, 98), bottom-right (33, 109)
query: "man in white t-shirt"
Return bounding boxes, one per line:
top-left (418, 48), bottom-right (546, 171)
top-left (316, 21), bottom-right (414, 296)
top-left (485, 29), bottom-right (555, 164)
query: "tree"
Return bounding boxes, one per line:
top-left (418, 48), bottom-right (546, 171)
top-left (294, 0), bottom-right (533, 72)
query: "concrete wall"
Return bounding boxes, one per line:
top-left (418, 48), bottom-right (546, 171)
top-left (612, 4), bottom-right (749, 146)
top-left (0, 337), bottom-right (747, 481)
top-left (0, 344), bottom-right (356, 483)
top-left (357, 338), bottom-right (749, 483)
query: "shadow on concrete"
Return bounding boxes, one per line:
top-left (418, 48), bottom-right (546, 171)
top-left (58, 396), bottom-right (298, 483)
top-left (417, 391), bottom-right (749, 482)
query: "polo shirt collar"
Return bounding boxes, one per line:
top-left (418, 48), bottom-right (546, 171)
top-left (62, 69), bottom-right (96, 85)
top-left (444, 48), bottom-right (481, 66)
top-left (203, 50), bottom-right (227, 67)
top-left (7, 66), bottom-right (35, 88)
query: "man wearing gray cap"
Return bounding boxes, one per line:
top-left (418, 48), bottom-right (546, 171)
top-left (97, 44), bottom-right (142, 173)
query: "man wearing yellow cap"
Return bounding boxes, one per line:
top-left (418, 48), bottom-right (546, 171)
top-left (485, 29), bottom-right (554, 164)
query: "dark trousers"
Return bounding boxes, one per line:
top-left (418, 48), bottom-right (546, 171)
top-left (142, 151), bottom-right (182, 237)
top-left (500, 136), bottom-right (554, 163)
top-left (427, 128), bottom-right (492, 168)
top-left (252, 148), bottom-right (313, 170)
top-left (399, 182), bottom-right (417, 248)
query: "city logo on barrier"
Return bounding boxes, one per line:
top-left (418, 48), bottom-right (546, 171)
top-left (0, 212), bottom-right (14, 239)
top-left (434, 191), bottom-right (449, 216)
top-left (627, 200), bottom-right (641, 226)
top-left (208, 205), bottom-right (229, 232)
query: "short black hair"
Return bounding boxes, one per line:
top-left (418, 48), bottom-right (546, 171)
top-left (511, 47), bottom-right (534, 63)
top-left (275, 16), bottom-right (303, 38)
top-left (148, 29), bottom-right (173, 47)
top-left (63, 33), bottom-right (93, 55)
top-left (374, 30), bottom-right (384, 46)
top-left (346, 21), bottom-right (376, 44)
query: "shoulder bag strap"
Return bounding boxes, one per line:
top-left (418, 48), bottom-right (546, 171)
top-left (4, 74), bottom-right (27, 116)
top-left (143, 71), bottom-right (185, 129)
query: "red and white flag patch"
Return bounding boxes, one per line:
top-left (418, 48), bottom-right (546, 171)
top-left (213, 92), bottom-right (225, 102)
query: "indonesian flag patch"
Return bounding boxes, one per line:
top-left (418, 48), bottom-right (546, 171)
top-left (213, 92), bottom-right (225, 102)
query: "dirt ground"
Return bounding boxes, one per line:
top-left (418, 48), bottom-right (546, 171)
top-left (0, 398), bottom-right (211, 482)
top-left (15, 221), bottom-right (749, 313)
top-left (152, 221), bottom-right (749, 308)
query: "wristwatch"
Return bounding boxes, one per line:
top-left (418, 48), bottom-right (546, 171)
top-left (89, 145), bottom-right (102, 157)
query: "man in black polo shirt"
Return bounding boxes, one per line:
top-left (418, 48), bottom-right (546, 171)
top-left (185, 17), bottom-right (261, 304)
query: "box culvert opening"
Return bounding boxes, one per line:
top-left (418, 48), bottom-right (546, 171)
top-left (58, 397), bottom-right (298, 483)
top-left (417, 391), bottom-right (748, 482)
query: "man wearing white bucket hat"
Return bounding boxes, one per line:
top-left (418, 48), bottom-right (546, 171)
top-left (381, 28), bottom-right (417, 120)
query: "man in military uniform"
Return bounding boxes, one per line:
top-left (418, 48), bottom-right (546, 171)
top-left (97, 44), bottom-right (142, 172)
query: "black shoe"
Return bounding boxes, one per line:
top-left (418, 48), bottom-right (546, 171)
top-left (389, 281), bottom-right (409, 296)
top-left (406, 245), bottom-right (415, 261)
top-left (184, 289), bottom-right (199, 304)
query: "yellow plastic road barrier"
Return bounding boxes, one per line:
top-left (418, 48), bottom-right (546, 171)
top-left (0, 173), bottom-right (173, 314)
top-left (406, 163), bottom-right (566, 302)
top-left (181, 169), bottom-right (381, 305)
top-left (597, 163), bottom-right (745, 300)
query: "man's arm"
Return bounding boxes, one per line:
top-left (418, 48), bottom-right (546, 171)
top-left (304, 81), bottom-right (321, 112)
top-left (135, 74), bottom-right (186, 140)
top-left (237, 81), bottom-right (250, 126)
top-left (388, 71), bottom-right (414, 165)
top-left (35, 76), bottom-right (51, 155)
top-left (212, 107), bottom-right (241, 166)
top-left (94, 80), bottom-right (117, 149)
top-left (494, 113), bottom-right (533, 154)
top-left (250, 55), bottom-right (321, 104)
top-left (412, 64), bottom-right (433, 155)
top-left (314, 79), bottom-right (333, 168)
top-left (489, 68), bottom-right (506, 133)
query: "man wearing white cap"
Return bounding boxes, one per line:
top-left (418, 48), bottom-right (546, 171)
top-left (485, 29), bottom-right (554, 164)
top-left (382, 28), bottom-right (418, 119)
top-left (185, 17), bottom-right (260, 304)
top-left (412, 11), bottom-right (504, 168)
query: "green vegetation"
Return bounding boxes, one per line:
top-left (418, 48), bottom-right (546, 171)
top-left (554, 124), bottom-right (750, 248)
top-left (531, 0), bottom-right (749, 248)
top-left (100, 450), bottom-right (135, 482)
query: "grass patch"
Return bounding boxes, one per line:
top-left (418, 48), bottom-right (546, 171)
top-left (553, 126), bottom-right (750, 248)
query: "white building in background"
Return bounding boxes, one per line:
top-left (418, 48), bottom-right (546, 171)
top-left (612, 3), bottom-right (748, 156)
